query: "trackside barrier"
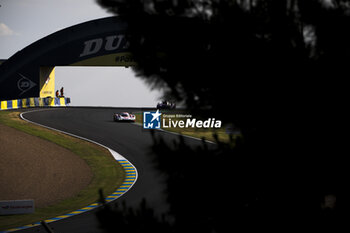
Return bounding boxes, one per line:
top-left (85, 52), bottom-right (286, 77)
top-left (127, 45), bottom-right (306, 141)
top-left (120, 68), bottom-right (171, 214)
top-left (0, 97), bottom-right (70, 111)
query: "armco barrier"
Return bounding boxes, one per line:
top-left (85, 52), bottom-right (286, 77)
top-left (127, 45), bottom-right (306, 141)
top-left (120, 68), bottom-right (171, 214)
top-left (0, 97), bottom-right (70, 110)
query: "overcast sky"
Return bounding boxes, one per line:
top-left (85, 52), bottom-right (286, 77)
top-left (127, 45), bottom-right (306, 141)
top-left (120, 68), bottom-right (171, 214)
top-left (0, 0), bottom-right (162, 107)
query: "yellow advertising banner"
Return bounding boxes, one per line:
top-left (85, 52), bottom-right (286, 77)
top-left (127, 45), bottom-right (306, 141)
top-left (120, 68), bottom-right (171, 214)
top-left (39, 67), bottom-right (55, 98)
top-left (70, 52), bottom-right (136, 66)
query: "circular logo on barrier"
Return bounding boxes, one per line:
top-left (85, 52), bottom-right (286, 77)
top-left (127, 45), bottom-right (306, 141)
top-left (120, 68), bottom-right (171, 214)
top-left (17, 74), bottom-right (37, 96)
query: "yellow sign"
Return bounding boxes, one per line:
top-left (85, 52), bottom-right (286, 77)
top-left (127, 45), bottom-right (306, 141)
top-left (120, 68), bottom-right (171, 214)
top-left (70, 52), bottom-right (136, 66)
top-left (39, 67), bottom-right (55, 98)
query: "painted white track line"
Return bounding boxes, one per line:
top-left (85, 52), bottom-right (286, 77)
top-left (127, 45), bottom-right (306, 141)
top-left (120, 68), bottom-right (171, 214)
top-left (2, 109), bottom-right (138, 233)
top-left (132, 122), bottom-right (216, 144)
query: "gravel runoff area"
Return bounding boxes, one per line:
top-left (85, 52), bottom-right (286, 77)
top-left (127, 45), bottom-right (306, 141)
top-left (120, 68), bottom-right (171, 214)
top-left (0, 123), bottom-right (93, 208)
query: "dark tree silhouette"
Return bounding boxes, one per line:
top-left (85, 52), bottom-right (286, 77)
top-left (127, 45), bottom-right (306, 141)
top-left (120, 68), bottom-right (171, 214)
top-left (95, 0), bottom-right (344, 231)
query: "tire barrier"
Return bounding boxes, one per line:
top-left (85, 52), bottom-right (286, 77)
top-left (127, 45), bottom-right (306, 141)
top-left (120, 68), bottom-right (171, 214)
top-left (0, 97), bottom-right (70, 111)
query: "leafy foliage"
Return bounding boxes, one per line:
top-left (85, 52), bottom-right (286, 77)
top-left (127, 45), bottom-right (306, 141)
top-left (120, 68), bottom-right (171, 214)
top-left (96, 0), bottom-right (344, 231)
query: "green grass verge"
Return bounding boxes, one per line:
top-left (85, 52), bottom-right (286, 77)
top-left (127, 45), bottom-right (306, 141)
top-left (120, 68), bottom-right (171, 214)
top-left (0, 110), bottom-right (125, 231)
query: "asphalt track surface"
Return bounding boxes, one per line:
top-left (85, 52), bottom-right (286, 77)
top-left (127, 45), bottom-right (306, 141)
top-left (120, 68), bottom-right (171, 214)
top-left (17, 107), bottom-right (211, 233)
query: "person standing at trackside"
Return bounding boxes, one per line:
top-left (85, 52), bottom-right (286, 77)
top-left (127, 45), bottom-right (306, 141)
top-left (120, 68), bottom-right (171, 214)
top-left (56, 90), bottom-right (59, 98)
top-left (60, 87), bottom-right (64, 97)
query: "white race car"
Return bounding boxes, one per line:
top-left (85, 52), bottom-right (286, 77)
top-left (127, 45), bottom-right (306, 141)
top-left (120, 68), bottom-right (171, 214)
top-left (113, 112), bottom-right (136, 122)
